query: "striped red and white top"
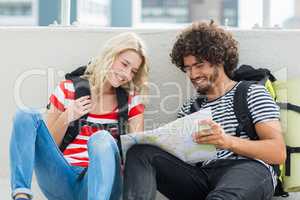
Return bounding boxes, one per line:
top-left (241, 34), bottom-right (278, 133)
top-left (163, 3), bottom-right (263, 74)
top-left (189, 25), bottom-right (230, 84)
top-left (49, 80), bottom-right (145, 167)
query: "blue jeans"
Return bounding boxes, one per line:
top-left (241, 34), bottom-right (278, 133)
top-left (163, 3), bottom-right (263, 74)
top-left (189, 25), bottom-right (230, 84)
top-left (10, 109), bottom-right (122, 200)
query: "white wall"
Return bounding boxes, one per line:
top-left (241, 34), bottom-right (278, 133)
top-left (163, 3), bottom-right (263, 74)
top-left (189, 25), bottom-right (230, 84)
top-left (0, 27), bottom-right (300, 199)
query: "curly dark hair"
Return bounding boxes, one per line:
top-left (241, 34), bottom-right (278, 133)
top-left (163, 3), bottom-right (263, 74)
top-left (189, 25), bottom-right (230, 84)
top-left (170, 20), bottom-right (239, 78)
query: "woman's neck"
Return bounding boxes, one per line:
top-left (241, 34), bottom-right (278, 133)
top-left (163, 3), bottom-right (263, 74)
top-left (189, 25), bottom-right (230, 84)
top-left (100, 79), bottom-right (116, 95)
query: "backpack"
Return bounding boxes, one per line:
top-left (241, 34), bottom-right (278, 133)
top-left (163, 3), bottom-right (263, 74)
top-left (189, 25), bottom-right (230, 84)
top-left (189, 64), bottom-right (296, 197)
top-left (232, 65), bottom-right (300, 196)
top-left (274, 78), bottom-right (300, 192)
top-left (47, 65), bottom-right (129, 164)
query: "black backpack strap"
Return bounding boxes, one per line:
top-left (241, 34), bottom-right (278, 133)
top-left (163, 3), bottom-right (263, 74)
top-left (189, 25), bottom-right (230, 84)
top-left (46, 66), bottom-right (87, 110)
top-left (233, 81), bottom-right (257, 140)
top-left (234, 81), bottom-right (289, 197)
top-left (277, 102), bottom-right (300, 114)
top-left (78, 88), bottom-right (128, 180)
top-left (277, 102), bottom-right (300, 177)
top-left (59, 77), bottom-right (91, 152)
top-left (274, 179), bottom-right (289, 197)
top-left (285, 146), bottom-right (300, 176)
top-left (190, 95), bottom-right (207, 114)
top-left (234, 81), bottom-right (280, 174)
top-left (116, 87), bottom-right (129, 164)
top-left (65, 65), bottom-right (87, 80)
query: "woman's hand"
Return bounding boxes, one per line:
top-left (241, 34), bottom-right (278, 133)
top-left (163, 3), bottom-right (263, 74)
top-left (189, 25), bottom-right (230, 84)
top-left (65, 96), bottom-right (92, 123)
top-left (192, 119), bottom-right (234, 150)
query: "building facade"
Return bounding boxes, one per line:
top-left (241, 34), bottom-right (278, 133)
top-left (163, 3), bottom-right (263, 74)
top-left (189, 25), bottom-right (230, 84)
top-left (0, 0), bottom-right (38, 26)
top-left (0, 0), bottom-right (297, 28)
top-left (0, 0), bottom-right (110, 26)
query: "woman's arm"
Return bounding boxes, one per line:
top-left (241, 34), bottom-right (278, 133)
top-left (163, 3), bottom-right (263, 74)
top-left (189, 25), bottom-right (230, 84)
top-left (46, 96), bottom-right (92, 146)
top-left (128, 113), bottom-right (144, 133)
top-left (45, 105), bottom-right (70, 146)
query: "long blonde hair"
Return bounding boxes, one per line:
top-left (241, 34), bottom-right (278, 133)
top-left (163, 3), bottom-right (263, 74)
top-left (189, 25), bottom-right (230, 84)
top-left (83, 32), bottom-right (149, 99)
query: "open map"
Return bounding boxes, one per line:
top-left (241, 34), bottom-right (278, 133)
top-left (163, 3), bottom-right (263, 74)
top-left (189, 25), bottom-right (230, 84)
top-left (121, 107), bottom-right (217, 164)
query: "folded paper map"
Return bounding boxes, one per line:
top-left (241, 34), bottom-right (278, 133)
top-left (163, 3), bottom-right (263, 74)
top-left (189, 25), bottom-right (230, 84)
top-left (121, 107), bottom-right (217, 164)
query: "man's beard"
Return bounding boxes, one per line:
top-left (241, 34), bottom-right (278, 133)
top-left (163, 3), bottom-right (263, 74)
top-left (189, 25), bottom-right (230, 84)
top-left (194, 67), bottom-right (219, 95)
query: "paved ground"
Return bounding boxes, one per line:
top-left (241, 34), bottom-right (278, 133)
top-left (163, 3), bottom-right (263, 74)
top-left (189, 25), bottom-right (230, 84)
top-left (1, 177), bottom-right (300, 199)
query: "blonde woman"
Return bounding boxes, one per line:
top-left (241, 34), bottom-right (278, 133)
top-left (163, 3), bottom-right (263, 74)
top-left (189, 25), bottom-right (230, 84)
top-left (10, 32), bottom-right (149, 200)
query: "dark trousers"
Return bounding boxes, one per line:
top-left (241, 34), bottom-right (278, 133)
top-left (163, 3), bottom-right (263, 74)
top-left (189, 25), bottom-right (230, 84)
top-left (123, 144), bottom-right (274, 200)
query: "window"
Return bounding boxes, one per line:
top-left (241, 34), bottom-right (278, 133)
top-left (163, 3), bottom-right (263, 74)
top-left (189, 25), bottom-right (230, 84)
top-left (77, 0), bottom-right (110, 26)
top-left (221, 0), bottom-right (238, 26)
top-left (141, 0), bottom-right (189, 23)
top-left (0, 2), bottom-right (32, 16)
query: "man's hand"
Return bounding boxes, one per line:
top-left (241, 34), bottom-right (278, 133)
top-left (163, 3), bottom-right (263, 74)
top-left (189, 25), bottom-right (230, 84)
top-left (192, 119), bottom-right (234, 150)
top-left (65, 95), bottom-right (92, 123)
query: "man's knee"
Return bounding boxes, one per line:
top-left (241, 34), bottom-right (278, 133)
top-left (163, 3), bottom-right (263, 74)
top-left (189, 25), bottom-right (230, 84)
top-left (206, 190), bottom-right (241, 200)
top-left (126, 144), bottom-right (160, 162)
top-left (206, 187), bottom-right (273, 200)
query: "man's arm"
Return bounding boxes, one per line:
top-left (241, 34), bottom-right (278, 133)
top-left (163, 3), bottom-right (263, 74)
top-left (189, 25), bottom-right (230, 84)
top-left (192, 119), bottom-right (286, 164)
top-left (228, 120), bottom-right (286, 164)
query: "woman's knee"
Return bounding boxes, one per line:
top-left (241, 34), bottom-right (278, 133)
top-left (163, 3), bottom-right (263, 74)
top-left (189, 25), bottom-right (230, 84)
top-left (88, 130), bottom-right (118, 155)
top-left (13, 108), bottom-right (41, 125)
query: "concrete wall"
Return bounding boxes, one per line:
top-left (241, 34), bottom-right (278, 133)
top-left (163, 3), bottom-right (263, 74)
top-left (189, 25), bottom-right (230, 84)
top-left (0, 27), bottom-right (300, 199)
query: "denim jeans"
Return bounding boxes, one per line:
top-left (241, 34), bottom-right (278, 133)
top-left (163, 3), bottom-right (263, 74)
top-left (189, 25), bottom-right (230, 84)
top-left (123, 144), bottom-right (274, 200)
top-left (10, 109), bottom-right (122, 200)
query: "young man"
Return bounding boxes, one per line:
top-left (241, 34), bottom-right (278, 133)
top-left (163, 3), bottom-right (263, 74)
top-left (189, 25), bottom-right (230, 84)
top-left (122, 21), bottom-right (286, 200)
